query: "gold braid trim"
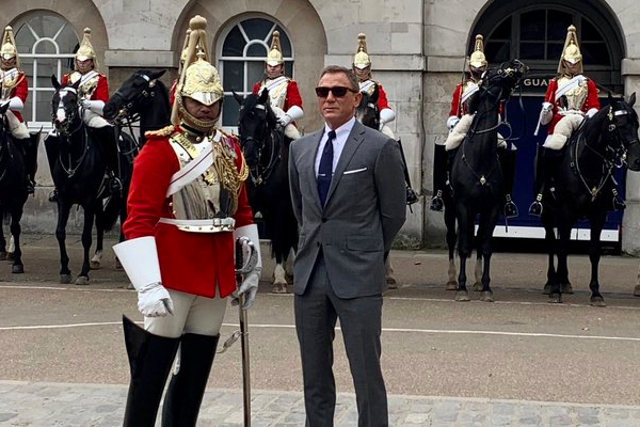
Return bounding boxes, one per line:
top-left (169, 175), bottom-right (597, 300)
top-left (145, 125), bottom-right (175, 138)
top-left (212, 137), bottom-right (246, 214)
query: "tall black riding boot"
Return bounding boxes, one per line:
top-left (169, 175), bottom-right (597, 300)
top-left (430, 144), bottom-right (447, 212)
top-left (22, 133), bottom-right (40, 194)
top-left (122, 316), bottom-right (181, 427)
top-left (529, 146), bottom-right (546, 216)
top-left (161, 332), bottom-right (220, 427)
top-left (500, 148), bottom-right (519, 218)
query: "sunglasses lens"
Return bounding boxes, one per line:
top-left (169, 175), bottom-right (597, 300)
top-left (315, 87), bottom-right (330, 97)
top-left (332, 87), bottom-right (348, 97)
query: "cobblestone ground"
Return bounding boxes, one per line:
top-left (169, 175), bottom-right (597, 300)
top-left (2, 381), bottom-right (640, 426)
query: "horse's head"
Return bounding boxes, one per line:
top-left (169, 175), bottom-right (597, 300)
top-left (103, 69), bottom-right (167, 122)
top-left (603, 93), bottom-right (640, 171)
top-left (355, 86), bottom-right (380, 130)
top-left (235, 89), bottom-right (278, 167)
top-left (482, 59), bottom-right (528, 103)
top-left (51, 74), bottom-right (82, 136)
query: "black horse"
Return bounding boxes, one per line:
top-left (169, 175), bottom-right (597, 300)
top-left (539, 93), bottom-right (640, 306)
top-left (0, 103), bottom-right (30, 273)
top-left (47, 76), bottom-right (120, 284)
top-left (449, 59), bottom-right (528, 302)
top-left (235, 89), bottom-right (298, 293)
top-left (355, 86), bottom-right (381, 130)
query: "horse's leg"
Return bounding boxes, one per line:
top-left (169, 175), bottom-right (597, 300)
top-left (455, 205), bottom-right (472, 301)
top-left (56, 201), bottom-right (73, 284)
top-left (9, 207), bottom-right (24, 274)
top-left (444, 198), bottom-right (458, 290)
top-left (7, 234), bottom-right (15, 260)
top-left (91, 203), bottom-right (104, 270)
top-left (0, 208), bottom-right (6, 260)
top-left (588, 212), bottom-right (606, 307)
top-left (76, 203), bottom-right (96, 285)
top-left (551, 220), bottom-right (573, 304)
top-left (542, 215), bottom-right (558, 296)
top-left (472, 233), bottom-right (483, 292)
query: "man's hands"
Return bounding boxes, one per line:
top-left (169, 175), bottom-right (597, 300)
top-left (232, 269), bottom-right (260, 310)
top-left (278, 114), bottom-right (292, 128)
top-left (137, 282), bottom-right (174, 317)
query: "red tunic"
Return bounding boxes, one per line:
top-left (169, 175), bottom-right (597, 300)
top-left (252, 79), bottom-right (303, 111)
top-left (62, 72), bottom-right (109, 103)
top-left (123, 128), bottom-right (254, 298)
top-left (376, 83), bottom-right (391, 111)
top-left (6, 71), bottom-right (28, 123)
top-left (449, 79), bottom-right (504, 118)
top-left (544, 77), bottom-right (600, 134)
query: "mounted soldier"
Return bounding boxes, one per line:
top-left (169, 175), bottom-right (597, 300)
top-left (352, 33), bottom-right (396, 140)
top-left (252, 30), bottom-right (304, 138)
top-left (0, 25), bottom-right (38, 194)
top-left (530, 25), bottom-right (609, 216)
top-left (433, 35), bottom-right (519, 218)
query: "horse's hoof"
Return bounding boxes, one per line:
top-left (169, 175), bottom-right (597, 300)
top-left (455, 290), bottom-right (470, 302)
top-left (271, 283), bottom-right (288, 294)
top-left (634, 285), bottom-right (640, 297)
top-left (60, 274), bottom-right (72, 284)
top-left (6, 252), bottom-right (14, 261)
top-left (75, 276), bottom-right (90, 286)
top-left (481, 290), bottom-right (494, 302)
top-left (445, 281), bottom-right (458, 291)
top-left (0, 252), bottom-right (6, 260)
top-left (590, 297), bottom-right (606, 307)
top-left (89, 260), bottom-right (101, 269)
top-left (543, 284), bottom-right (551, 295)
top-left (562, 283), bottom-right (574, 294)
top-left (11, 264), bottom-right (24, 274)
top-left (473, 282), bottom-right (482, 292)
top-left (548, 294), bottom-right (562, 304)
top-left (115, 257), bottom-right (123, 270)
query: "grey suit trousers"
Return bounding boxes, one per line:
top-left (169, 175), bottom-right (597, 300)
top-left (294, 254), bottom-right (388, 427)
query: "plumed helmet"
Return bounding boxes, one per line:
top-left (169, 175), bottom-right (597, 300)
top-left (172, 15), bottom-right (224, 131)
top-left (558, 25), bottom-right (583, 74)
top-left (353, 33), bottom-right (371, 69)
top-left (76, 28), bottom-right (97, 68)
top-left (1, 26), bottom-right (19, 66)
top-left (178, 28), bottom-right (192, 75)
top-left (266, 30), bottom-right (284, 66)
top-left (468, 35), bottom-right (487, 68)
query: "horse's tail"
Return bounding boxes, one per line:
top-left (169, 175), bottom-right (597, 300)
top-left (97, 194), bottom-right (123, 232)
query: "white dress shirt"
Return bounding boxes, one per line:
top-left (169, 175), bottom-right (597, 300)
top-left (314, 117), bottom-right (356, 176)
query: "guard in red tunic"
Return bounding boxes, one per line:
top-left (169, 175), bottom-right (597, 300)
top-left (0, 26), bottom-right (38, 193)
top-left (352, 33), bottom-right (396, 139)
top-left (113, 16), bottom-right (262, 427)
top-left (252, 30), bottom-right (304, 135)
top-left (432, 35), bottom-right (519, 218)
top-left (530, 25), bottom-right (608, 215)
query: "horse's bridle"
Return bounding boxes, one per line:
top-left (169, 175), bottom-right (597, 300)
top-left (52, 87), bottom-right (91, 178)
top-left (239, 103), bottom-right (282, 186)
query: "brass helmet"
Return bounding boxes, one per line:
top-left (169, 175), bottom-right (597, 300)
top-left (76, 28), bottom-right (97, 67)
top-left (353, 33), bottom-right (371, 69)
top-left (558, 25), bottom-right (583, 75)
top-left (468, 35), bottom-right (487, 68)
top-left (172, 15), bottom-right (224, 131)
top-left (266, 30), bottom-right (284, 66)
top-left (1, 26), bottom-right (19, 66)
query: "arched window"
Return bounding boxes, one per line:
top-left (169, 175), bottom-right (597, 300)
top-left (218, 17), bottom-right (293, 128)
top-left (472, 2), bottom-right (624, 94)
top-left (13, 13), bottom-right (78, 128)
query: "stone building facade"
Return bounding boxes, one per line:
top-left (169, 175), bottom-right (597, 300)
top-left (3, 0), bottom-right (640, 253)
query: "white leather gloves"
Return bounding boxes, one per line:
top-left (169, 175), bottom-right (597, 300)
top-left (540, 102), bottom-right (553, 125)
top-left (379, 108), bottom-right (396, 131)
top-left (81, 99), bottom-right (105, 114)
top-left (113, 236), bottom-right (174, 318)
top-left (232, 224), bottom-right (262, 310)
top-left (137, 282), bottom-right (174, 317)
top-left (278, 114), bottom-right (292, 128)
top-left (447, 115), bottom-right (461, 130)
top-left (586, 108), bottom-right (598, 118)
top-left (0, 97), bottom-right (24, 111)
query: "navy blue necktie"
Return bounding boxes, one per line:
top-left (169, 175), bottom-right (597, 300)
top-left (317, 130), bottom-right (336, 206)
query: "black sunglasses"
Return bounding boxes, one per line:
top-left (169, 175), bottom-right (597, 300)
top-left (315, 86), bottom-right (357, 98)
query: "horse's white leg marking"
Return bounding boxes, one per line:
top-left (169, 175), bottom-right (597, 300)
top-left (274, 263), bottom-right (287, 285)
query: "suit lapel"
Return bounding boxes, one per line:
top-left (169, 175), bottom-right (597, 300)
top-left (306, 130), bottom-right (324, 210)
top-left (325, 121), bottom-right (365, 206)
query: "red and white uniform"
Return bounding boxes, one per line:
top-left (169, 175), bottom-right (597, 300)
top-left (1, 68), bottom-right (27, 123)
top-left (543, 75), bottom-right (600, 134)
top-left (123, 127), bottom-right (253, 298)
top-left (253, 77), bottom-right (303, 112)
top-left (449, 79), bottom-right (479, 119)
top-left (62, 70), bottom-right (109, 103)
top-left (359, 79), bottom-right (391, 111)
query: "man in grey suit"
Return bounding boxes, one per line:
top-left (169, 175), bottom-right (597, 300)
top-left (288, 65), bottom-right (406, 427)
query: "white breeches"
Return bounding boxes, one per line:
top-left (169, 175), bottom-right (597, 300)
top-left (445, 114), bottom-right (515, 151)
top-left (144, 288), bottom-right (228, 338)
top-left (82, 110), bottom-right (111, 128)
top-left (381, 125), bottom-right (395, 140)
top-left (543, 114), bottom-right (584, 150)
top-left (6, 111), bottom-right (29, 139)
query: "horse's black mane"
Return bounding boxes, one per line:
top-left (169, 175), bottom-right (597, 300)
top-left (240, 93), bottom-right (278, 130)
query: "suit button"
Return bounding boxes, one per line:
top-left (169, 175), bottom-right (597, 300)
top-left (321, 217), bottom-right (327, 223)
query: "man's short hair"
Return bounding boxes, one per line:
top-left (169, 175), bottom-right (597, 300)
top-left (320, 65), bottom-right (359, 92)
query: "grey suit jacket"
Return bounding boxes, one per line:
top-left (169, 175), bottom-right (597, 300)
top-left (288, 120), bottom-right (406, 298)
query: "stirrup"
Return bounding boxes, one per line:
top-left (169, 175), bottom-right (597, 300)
top-left (48, 189), bottom-right (59, 203)
top-left (504, 195), bottom-right (519, 218)
top-left (528, 194), bottom-right (543, 217)
top-left (612, 189), bottom-right (626, 211)
top-left (109, 177), bottom-right (123, 194)
top-left (430, 190), bottom-right (444, 212)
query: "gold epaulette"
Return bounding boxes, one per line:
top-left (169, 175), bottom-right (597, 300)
top-left (145, 125), bottom-right (176, 139)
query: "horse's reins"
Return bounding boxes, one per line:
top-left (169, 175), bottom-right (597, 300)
top-left (55, 88), bottom-right (90, 178)
top-left (241, 103), bottom-right (282, 186)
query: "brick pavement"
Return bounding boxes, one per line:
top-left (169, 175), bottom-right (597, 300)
top-left (2, 381), bottom-right (640, 426)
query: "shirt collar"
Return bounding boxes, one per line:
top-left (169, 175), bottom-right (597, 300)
top-left (324, 117), bottom-right (356, 140)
